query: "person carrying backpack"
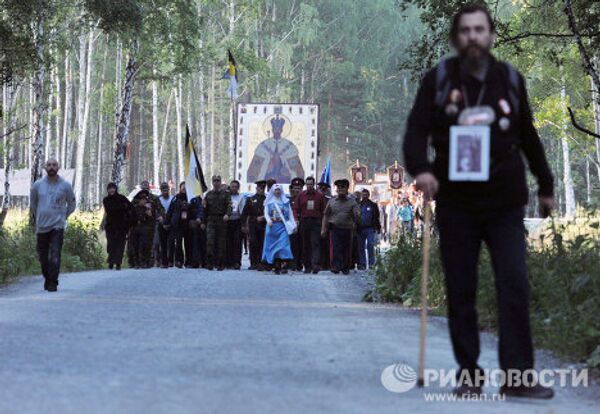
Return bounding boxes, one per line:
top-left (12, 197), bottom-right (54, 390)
top-left (402, 3), bottom-right (554, 399)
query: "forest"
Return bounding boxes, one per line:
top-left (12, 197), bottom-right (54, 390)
top-left (1, 0), bottom-right (599, 218)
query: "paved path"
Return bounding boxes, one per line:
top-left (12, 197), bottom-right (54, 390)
top-left (0, 268), bottom-right (598, 414)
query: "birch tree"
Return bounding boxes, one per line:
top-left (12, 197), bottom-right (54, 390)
top-left (74, 31), bottom-right (96, 205)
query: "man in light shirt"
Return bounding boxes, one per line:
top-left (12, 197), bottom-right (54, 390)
top-left (30, 159), bottom-right (76, 292)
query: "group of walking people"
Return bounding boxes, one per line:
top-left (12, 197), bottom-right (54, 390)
top-left (100, 174), bottom-right (382, 276)
top-left (29, 2), bottom-right (558, 399)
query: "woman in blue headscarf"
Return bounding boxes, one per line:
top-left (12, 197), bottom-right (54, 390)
top-left (262, 184), bottom-right (295, 274)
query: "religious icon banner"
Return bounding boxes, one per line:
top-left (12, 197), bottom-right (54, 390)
top-left (387, 165), bottom-right (404, 190)
top-left (236, 103), bottom-right (319, 192)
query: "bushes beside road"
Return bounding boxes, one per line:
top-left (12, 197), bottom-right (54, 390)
top-left (0, 210), bottom-right (106, 284)
top-left (368, 210), bottom-right (600, 369)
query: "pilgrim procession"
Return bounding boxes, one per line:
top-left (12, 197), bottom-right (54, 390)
top-left (1, 1), bottom-right (599, 413)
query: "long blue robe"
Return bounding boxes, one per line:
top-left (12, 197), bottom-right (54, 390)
top-left (262, 200), bottom-right (293, 264)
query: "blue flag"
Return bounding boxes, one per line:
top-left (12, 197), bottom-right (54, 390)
top-left (319, 158), bottom-right (331, 187)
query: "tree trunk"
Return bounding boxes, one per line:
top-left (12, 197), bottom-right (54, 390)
top-left (61, 51), bottom-right (71, 168)
top-left (592, 65), bottom-right (600, 186)
top-left (198, 65), bottom-right (208, 169)
top-left (560, 79), bottom-right (576, 218)
top-left (74, 32), bottom-right (95, 208)
top-left (152, 77), bottom-right (160, 186)
top-left (114, 39), bottom-right (123, 138)
top-left (111, 42), bottom-right (138, 186)
top-left (54, 61), bottom-right (61, 162)
top-left (44, 66), bottom-right (52, 162)
top-left (0, 80), bottom-right (19, 228)
top-left (137, 81), bottom-right (145, 185)
top-left (175, 77), bottom-right (184, 183)
top-left (95, 39), bottom-right (108, 205)
top-left (158, 89), bottom-right (174, 167)
top-left (209, 65), bottom-right (216, 178)
top-left (28, 83), bottom-right (34, 169)
top-left (30, 17), bottom-right (46, 188)
top-left (2, 83), bottom-right (6, 169)
top-left (586, 158), bottom-right (591, 204)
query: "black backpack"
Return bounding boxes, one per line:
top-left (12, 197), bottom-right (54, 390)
top-left (433, 58), bottom-right (521, 117)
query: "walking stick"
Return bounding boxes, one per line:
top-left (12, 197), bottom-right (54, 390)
top-left (417, 200), bottom-right (432, 387)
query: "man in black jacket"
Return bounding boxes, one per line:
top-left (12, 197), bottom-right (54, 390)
top-left (102, 182), bottom-right (132, 270)
top-left (403, 4), bottom-right (554, 399)
top-left (357, 189), bottom-right (380, 270)
top-left (241, 180), bottom-right (267, 270)
top-left (165, 182), bottom-right (195, 268)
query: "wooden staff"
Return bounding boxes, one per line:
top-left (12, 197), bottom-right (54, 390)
top-left (417, 200), bottom-right (432, 387)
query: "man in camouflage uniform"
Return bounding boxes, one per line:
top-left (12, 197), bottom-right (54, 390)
top-left (203, 175), bottom-right (232, 270)
top-left (129, 189), bottom-right (162, 268)
top-left (128, 181), bottom-right (164, 268)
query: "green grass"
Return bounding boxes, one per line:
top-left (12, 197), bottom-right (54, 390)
top-left (368, 209), bottom-right (600, 369)
top-left (0, 210), bottom-right (107, 284)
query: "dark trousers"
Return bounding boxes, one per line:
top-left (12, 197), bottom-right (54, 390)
top-left (289, 231), bottom-right (303, 270)
top-left (159, 225), bottom-right (173, 266)
top-left (330, 225), bottom-right (352, 272)
top-left (226, 219), bottom-right (243, 268)
top-left (193, 228), bottom-right (207, 267)
top-left (249, 224), bottom-right (266, 268)
top-left (358, 227), bottom-right (376, 268)
top-left (206, 218), bottom-right (227, 268)
top-left (37, 229), bottom-right (64, 286)
top-left (350, 230), bottom-right (359, 269)
top-left (106, 228), bottom-right (127, 266)
top-left (301, 217), bottom-right (321, 270)
top-left (436, 205), bottom-right (533, 374)
top-left (171, 224), bottom-right (193, 266)
top-left (129, 224), bottom-right (154, 268)
top-left (320, 232), bottom-right (331, 270)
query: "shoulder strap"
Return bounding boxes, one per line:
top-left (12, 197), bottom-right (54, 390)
top-left (434, 59), bottom-right (451, 108)
top-left (503, 61), bottom-right (521, 116)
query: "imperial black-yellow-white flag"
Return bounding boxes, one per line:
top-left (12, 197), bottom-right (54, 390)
top-left (184, 124), bottom-right (207, 202)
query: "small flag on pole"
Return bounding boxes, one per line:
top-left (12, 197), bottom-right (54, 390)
top-left (222, 49), bottom-right (238, 99)
top-left (319, 158), bottom-right (331, 187)
top-left (184, 124), bottom-right (207, 203)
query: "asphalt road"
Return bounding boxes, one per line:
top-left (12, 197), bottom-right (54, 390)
top-left (0, 267), bottom-right (598, 414)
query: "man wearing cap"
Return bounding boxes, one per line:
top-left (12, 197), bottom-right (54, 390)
top-left (321, 179), bottom-right (360, 274)
top-left (294, 176), bottom-right (326, 274)
top-left (226, 180), bottom-right (246, 270)
top-left (203, 175), bottom-right (232, 270)
top-left (241, 180), bottom-right (267, 270)
top-left (157, 182), bottom-right (174, 268)
top-left (288, 177), bottom-right (305, 271)
top-left (266, 178), bottom-right (276, 192)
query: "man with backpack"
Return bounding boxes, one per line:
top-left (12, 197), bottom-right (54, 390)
top-left (403, 3), bottom-right (554, 399)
